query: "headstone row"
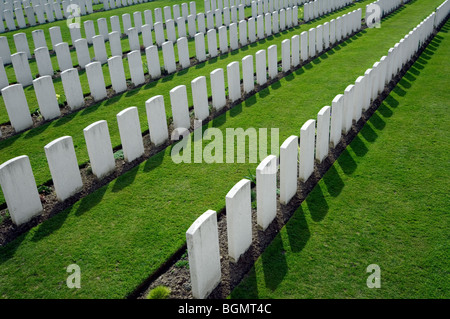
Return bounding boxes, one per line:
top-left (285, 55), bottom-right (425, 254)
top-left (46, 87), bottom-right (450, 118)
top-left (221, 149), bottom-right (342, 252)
top-left (304, 0), bottom-right (353, 22)
top-left (184, 2), bottom-right (447, 299)
top-left (0, 0), bottom-right (200, 33)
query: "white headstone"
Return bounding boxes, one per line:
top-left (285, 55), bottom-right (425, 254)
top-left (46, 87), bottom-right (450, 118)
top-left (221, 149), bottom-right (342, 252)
top-left (110, 15), bottom-right (122, 34)
top-left (49, 26), bottom-right (63, 50)
top-left (144, 10), bottom-right (153, 28)
top-left (34, 47), bottom-right (54, 76)
top-left (170, 84), bottom-right (192, 135)
top-left (122, 13), bottom-right (132, 35)
top-left (226, 179), bottom-right (252, 262)
top-left (210, 68), bottom-right (226, 111)
top-left (191, 76), bottom-right (209, 121)
top-left (353, 76), bottom-right (364, 122)
top-left (44, 136), bottom-right (83, 201)
top-left (316, 24), bottom-right (323, 54)
top-left (74, 38), bottom-right (91, 69)
top-left (154, 22), bottom-right (165, 46)
top-left (242, 55), bottom-right (254, 94)
top-left (86, 61), bottom-right (107, 101)
top-left (188, 14), bottom-right (197, 37)
top-left (218, 26), bottom-right (228, 54)
top-left (267, 44), bottom-right (277, 79)
top-left (227, 61), bottom-right (241, 102)
top-left (128, 27), bottom-right (141, 51)
top-left (195, 32), bottom-right (207, 62)
top-left (145, 45), bottom-right (161, 79)
top-left (248, 17), bottom-right (256, 43)
top-left (109, 31), bottom-right (123, 57)
top-left (116, 107), bottom-right (145, 162)
top-left (229, 23), bottom-right (239, 51)
top-left (55, 42), bottom-right (74, 72)
top-left (300, 31), bottom-right (308, 62)
top-left (323, 21), bottom-right (330, 49)
top-left (33, 76), bottom-right (60, 120)
top-left (316, 105), bottom-right (330, 162)
top-left (84, 20), bottom-right (96, 44)
top-left (308, 27), bottom-right (316, 58)
top-left (145, 95), bottom-right (169, 146)
top-left (299, 119), bottom-right (315, 182)
top-left (256, 155), bottom-right (277, 230)
top-left (255, 49), bottom-right (267, 86)
top-left (69, 24), bottom-right (82, 45)
top-left (279, 135), bottom-right (298, 205)
top-left (329, 19), bottom-right (336, 45)
top-left (15, 7), bottom-right (27, 28)
top-left (83, 120), bottom-right (116, 179)
top-left (257, 14), bottom-right (264, 39)
top-left (215, 8), bottom-right (223, 27)
top-left (265, 13), bottom-right (272, 37)
top-left (162, 41), bottom-right (177, 74)
top-left (281, 39), bottom-right (290, 72)
top-left (0, 58), bottom-right (9, 91)
top-left (223, 7), bottom-right (230, 26)
top-left (108, 56), bottom-right (127, 94)
top-left (330, 94), bottom-right (343, 147)
top-left (14, 33), bottom-right (31, 59)
top-left (177, 17), bottom-right (187, 38)
top-left (197, 13), bottom-right (206, 34)
top-left (0, 156), bottom-right (43, 226)
top-left (25, 6), bottom-right (36, 27)
top-left (291, 35), bottom-right (300, 67)
top-left (164, 5), bottom-right (172, 21)
top-left (32, 30), bottom-right (47, 51)
top-left (133, 11), bottom-right (143, 33)
top-left (272, 10), bottom-right (279, 34)
top-left (61, 68), bottom-right (84, 110)
top-left (206, 11), bottom-right (214, 30)
top-left (186, 210), bottom-right (221, 299)
top-left (11, 52), bottom-right (33, 87)
top-left (92, 35), bottom-right (108, 64)
top-left (166, 19), bottom-right (177, 43)
top-left (1, 84), bottom-right (33, 132)
top-left (0, 37), bottom-right (12, 65)
top-left (127, 50), bottom-right (145, 86)
top-left (154, 7), bottom-right (163, 23)
top-left (239, 20), bottom-right (248, 46)
top-left (141, 24), bottom-right (154, 49)
top-left (343, 84), bottom-right (354, 133)
top-left (97, 18), bottom-right (109, 40)
top-left (4, 9), bottom-right (16, 31)
top-left (177, 37), bottom-right (191, 70)
top-left (207, 29), bottom-right (218, 58)
top-left (238, 3), bottom-right (245, 20)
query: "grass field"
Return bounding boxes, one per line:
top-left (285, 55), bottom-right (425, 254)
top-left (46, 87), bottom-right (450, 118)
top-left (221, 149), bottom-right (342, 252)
top-left (0, 0), bottom-right (447, 299)
top-left (230, 20), bottom-right (450, 299)
top-left (0, 0), bottom-right (373, 207)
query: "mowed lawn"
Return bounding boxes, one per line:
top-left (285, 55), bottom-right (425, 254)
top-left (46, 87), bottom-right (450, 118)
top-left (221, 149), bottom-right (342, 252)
top-left (0, 0), bottom-right (446, 298)
top-left (231, 20), bottom-right (450, 299)
top-left (0, 0), bottom-right (375, 207)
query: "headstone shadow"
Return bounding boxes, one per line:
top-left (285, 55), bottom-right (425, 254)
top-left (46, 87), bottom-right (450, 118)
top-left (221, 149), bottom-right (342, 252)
top-left (306, 183), bottom-right (329, 222)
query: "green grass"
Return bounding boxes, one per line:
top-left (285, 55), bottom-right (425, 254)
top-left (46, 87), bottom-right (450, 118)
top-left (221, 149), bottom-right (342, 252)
top-left (147, 285), bottom-right (171, 299)
top-left (0, 0), bottom-right (446, 298)
top-left (230, 20), bottom-right (450, 299)
top-left (0, 0), bottom-right (377, 207)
